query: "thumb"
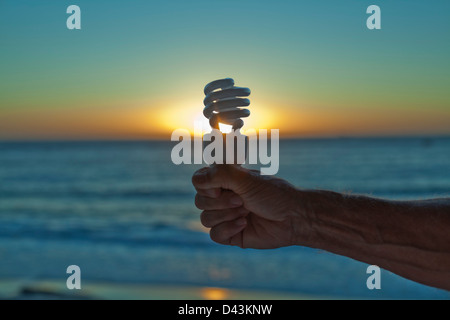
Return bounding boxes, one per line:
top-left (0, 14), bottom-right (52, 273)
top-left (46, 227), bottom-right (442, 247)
top-left (192, 165), bottom-right (257, 194)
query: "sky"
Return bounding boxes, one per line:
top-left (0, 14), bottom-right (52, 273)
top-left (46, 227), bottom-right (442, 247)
top-left (0, 0), bottom-right (449, 140)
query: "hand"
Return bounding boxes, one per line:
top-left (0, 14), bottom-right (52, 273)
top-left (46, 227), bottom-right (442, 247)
top-left (192, 165), bottom-right (308, 249)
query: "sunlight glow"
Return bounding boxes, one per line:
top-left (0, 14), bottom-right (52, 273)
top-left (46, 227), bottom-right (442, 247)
top-left (218, 123), bottom-right (233, 134)
top-left (157, 99), bottom-right (281, 137)
top-left (200, 287), bottom-right (230, 300)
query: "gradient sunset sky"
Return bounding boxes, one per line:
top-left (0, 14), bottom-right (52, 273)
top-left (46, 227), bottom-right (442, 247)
top-left (1, 0), bottom-right (449, 139)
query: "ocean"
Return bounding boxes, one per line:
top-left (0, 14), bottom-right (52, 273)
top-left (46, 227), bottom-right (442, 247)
top-left (0, 137), bottom-right (449, 299)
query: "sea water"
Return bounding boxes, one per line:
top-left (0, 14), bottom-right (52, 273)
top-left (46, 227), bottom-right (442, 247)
top-left (0, 137), bottom-right (449, 299)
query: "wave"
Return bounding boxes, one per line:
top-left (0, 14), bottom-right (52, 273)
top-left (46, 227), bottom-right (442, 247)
top-left (0, 188), bottom-right (194, 200)
top-left (0, 221), bottom-right (210, 248)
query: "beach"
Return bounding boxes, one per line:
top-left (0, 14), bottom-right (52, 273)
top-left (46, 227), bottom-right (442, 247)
top-left (0, 279), bottom-right (328, 300)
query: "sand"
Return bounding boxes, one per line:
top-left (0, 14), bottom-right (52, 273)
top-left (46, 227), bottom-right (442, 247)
top-left (0, 279), bottom-right (331, 300)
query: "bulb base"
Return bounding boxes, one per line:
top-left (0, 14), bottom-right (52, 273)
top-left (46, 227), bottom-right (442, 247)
top-left (203, 131), bottom-right (248, 165)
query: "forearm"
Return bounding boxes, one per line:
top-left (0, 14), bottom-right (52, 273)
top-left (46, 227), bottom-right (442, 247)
top-left (293, 190), bottom-right (450, 290)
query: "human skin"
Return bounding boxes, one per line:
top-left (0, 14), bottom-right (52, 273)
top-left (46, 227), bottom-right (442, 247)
top-left (192, 165), bottom-right (450, 291)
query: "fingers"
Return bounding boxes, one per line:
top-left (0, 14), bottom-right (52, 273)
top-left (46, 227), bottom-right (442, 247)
top-left (195, 187), bottom-right (221, 198)
top-left (192, 166), bottom-right (259, 248)
top-left (192, 165), bottom-right (252, 192)
top-left (192, 166), bottom-right (224, 189)
top-left (201, 207), bottom-right (248, 247)
top-left (210, 218), bottom-right (246, 246)
top-left (200, 206), bottom-right (249, 228)
top-left (195, 190), bottom-right (243, 210)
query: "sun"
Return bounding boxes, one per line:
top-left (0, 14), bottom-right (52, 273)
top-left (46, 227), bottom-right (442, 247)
top-left (156, 98), bottom-right (280, 137)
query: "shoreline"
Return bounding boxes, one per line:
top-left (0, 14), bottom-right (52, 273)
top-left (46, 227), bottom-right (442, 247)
top-left (0, 279), bottom-right (338, 300)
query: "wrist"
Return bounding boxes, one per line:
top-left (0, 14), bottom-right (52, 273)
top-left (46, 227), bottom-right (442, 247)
top-left (289, 189), bottom-right (321, 247)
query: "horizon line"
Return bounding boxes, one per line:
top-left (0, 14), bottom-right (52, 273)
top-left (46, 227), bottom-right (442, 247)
top-left (0, 133), bottom-right (449, 143)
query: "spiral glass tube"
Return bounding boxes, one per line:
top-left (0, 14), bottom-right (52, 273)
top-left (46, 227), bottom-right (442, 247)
top-left (203, 78), bottom-right (251, 131)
